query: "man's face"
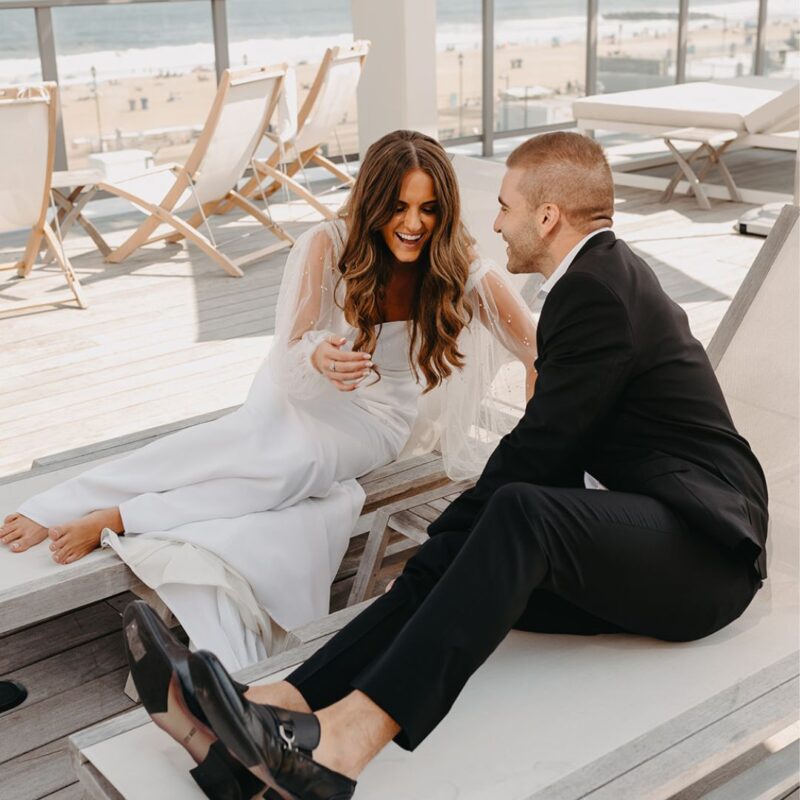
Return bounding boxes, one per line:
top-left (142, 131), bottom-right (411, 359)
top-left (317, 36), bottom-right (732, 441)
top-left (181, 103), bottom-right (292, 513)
top-left (493, 167), bottom-right (547, 275)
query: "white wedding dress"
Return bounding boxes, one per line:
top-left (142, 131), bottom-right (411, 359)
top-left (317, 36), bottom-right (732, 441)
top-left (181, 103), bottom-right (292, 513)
top-left (18, 218), bottom-right (537, 669)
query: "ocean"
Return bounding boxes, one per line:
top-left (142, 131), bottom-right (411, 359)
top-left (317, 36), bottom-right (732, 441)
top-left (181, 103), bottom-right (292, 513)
top-left (0, 0), bottom-right (796, 83)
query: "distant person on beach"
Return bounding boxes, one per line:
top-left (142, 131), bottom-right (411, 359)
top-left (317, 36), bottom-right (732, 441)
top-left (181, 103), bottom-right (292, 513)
top-left (1, 130), bottom-right (537, 670)
top-left (123, 132), bottom-right (767, 800)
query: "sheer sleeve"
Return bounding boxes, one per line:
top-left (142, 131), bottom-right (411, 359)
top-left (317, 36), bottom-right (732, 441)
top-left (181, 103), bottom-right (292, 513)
top-left (403, 257), bottom-right (538, 480)
top-left (267, 221), bottom-right (345, 399)
top-left (467, 259), bottom-right (537, 367)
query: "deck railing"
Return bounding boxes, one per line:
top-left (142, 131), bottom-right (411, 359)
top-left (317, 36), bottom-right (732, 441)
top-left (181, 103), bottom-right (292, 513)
top-left (0, 0), bottom-right (780, 167)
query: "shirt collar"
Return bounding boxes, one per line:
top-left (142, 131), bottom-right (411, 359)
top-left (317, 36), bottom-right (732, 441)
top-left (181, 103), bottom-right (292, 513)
top-left (538, 227), bottom-right (612, 298)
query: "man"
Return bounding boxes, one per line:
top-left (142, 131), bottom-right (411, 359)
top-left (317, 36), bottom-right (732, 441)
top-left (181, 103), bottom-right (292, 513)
top-left (129, 132), bottom-right (767, 800)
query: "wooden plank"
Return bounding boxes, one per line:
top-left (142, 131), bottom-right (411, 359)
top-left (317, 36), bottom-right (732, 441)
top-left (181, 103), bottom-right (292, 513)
top-left (0, 600), bottom-right (122, 673)
top-left (526, 652), bottom-right (800, 800)
top-left (0, 736), bottom-right (81, 800)
top-left (1, 630), bottom-right (126, 709)
top-left (41, 783), bottom-right (86, 800)
top-left (1, 667), bottom-right (134, 763)
top-left (0, 556), bottom-right (144, 636)
top-left (700, 740), bottom-right (799, 800)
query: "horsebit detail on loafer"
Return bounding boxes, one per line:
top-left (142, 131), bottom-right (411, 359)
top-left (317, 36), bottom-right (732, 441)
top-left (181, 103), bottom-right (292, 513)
top-left (278, 723), bottom-right (296, 751)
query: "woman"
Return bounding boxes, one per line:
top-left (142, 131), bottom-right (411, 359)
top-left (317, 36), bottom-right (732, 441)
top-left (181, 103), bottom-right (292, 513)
top-left (1, 130), bottom-right (537, 668)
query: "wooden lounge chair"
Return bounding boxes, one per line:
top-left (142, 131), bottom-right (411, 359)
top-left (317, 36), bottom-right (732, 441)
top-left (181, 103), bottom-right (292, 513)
top-left (573, 77), bottom-right (799, 208)
top-left (0, 83), bottom-right (85, 310)
top-left (0, 415), bottom-right (448, 639)
top-left (231, 41), bottom-right (370, 220)
top-left (68, 205), bottom-right (799, 800)
top-left (98, 65), bottom-right (295, 278)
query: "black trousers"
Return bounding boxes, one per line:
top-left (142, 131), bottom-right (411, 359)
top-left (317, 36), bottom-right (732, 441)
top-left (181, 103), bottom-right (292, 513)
top-left (286, 483), bottom-right (760, 750)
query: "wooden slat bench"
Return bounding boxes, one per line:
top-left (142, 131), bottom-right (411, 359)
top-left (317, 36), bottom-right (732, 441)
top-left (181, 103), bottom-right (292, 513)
top-left (0, 410), bottom-right (449, 638)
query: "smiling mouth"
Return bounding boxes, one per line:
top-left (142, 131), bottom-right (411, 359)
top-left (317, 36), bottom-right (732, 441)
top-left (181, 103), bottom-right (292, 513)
top-left (396, 232), bottom-right (424, 246)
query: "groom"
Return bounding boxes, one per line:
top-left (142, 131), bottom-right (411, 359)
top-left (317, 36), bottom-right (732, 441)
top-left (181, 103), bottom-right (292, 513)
top-left (167, 132), bottom-right (769, 798)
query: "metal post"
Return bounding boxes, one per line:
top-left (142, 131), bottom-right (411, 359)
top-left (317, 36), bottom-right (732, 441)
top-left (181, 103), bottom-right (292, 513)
top-left (754, 0), bottom-right (768, 75)
top-left (481, 0), bottom-right (494, 157)
top-left (585, 0), bottom-right (598, 98)
top-left (211, 0), bottom-right (230, 83)
top-left (676, 0), bottom-right (689, 82)
top-left (35, 5), bottom-right (67, 171)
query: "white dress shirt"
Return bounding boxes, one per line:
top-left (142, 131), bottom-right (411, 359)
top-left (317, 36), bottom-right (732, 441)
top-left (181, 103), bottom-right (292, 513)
top-left (538, 227), bottom-right (613, 303)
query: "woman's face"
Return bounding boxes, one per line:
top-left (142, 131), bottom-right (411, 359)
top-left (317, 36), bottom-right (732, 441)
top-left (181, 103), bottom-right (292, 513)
top-left (380, 168), bottom-right (438, 263)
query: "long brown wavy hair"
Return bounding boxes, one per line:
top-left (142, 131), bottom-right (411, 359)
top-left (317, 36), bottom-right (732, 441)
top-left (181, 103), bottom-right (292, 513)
top-left (337, 130), bottom-right (474, 392)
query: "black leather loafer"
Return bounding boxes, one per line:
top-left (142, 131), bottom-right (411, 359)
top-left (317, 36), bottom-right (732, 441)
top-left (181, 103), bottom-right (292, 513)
top-left (190, 649), bottom-right (357, 800)
top-left (122, 600), bottom-right (267, 800)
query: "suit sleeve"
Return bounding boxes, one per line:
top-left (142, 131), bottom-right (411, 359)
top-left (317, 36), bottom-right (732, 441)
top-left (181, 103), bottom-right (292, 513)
top-left (429, 272), bottom-right (635, 534)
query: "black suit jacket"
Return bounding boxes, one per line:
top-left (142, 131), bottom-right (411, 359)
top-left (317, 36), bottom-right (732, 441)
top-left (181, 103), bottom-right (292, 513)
top-left (430, 231), bottom-right (769, 579)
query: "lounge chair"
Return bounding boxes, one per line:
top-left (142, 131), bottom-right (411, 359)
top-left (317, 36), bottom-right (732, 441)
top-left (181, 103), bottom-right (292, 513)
top-left (68, 205), bottom-right (799, 800)
top-left (98, 65), bottom-right (295, 278)
top-left (231, 41), bottom-right (370, 220)
top-left (0, 84), bottom-right (85, 309)
top-left (573, 77), bottom-right (800, 208)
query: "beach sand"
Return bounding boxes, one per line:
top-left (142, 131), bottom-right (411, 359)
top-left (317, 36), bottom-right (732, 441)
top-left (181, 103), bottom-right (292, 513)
top-left (55, 18), bottom-right (795, 170)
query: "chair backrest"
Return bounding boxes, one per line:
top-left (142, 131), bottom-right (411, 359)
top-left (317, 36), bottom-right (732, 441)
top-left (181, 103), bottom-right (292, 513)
top-left (293, 41), bottom-right (370, 154)
top-left (0, 83), bottom-right (56, 235)
top-left (708, 205), bottom-right (800, 577)
top-left (180, 64), bottom-right (286, 208)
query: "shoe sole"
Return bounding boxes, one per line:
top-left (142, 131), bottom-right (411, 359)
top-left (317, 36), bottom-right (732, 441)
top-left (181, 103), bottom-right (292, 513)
top-left (190, 651), bottom-right (297, 800)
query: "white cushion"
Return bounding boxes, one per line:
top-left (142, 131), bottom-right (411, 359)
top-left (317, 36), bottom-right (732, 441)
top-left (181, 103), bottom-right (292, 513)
top-left (574, 77), bottom-right (799, 134)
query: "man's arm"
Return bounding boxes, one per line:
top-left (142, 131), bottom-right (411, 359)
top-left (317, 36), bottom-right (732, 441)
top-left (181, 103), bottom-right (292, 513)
top-left (429, 272), bottom-right (635, 534)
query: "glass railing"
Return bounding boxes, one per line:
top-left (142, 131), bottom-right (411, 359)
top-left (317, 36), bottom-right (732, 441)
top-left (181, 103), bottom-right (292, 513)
top-left (597, 1), bottom-right (679, 92)
top-left (0, 8), bottom-right (41, 83)
top-left (50, 0), bottom-right (218, 170)
top-left (436, 0), bottom-right (483, 141)
top-left (226, 0), bottom-right (359, 156)
top-left (493, 0), bottom-right (587, 134)
top-left (685, 0), bottom-right (759, 81)
top-left (0, 0), bottom-right (776, 164)
top-left (764, 0), bottom-right (800, 79)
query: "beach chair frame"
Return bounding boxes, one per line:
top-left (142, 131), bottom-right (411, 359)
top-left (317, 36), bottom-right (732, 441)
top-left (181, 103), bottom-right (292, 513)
top-left (232, 41), bottom-right (370, 220)
top-left (99, 65), bottom-right (295, 278)
top-left (0, 83), bottom-right (85, 309)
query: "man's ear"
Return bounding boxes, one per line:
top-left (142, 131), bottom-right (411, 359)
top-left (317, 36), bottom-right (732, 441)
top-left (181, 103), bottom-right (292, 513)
top-left (537, 202), bottom-right (561, 235)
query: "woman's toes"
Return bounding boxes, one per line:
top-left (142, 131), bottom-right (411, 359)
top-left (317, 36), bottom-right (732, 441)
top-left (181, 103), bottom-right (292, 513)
top-left (48, 527), bottom-right (64, 542)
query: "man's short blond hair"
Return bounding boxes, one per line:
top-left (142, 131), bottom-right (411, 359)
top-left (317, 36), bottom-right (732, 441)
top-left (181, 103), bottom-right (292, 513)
top-left (506, 132), bottom-right (614, 231)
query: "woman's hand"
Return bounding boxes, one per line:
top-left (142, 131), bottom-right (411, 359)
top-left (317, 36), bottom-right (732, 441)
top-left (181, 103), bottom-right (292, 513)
top-left (311, 335), bottom-right (373, 392)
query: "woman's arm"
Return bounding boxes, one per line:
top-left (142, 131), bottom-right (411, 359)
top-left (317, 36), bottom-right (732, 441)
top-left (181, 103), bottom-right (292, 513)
top-left (468, 260), bottom-right (538, 400)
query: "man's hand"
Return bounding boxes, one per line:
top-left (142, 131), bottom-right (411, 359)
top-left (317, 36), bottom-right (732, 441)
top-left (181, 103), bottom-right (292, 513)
top-left (311, 335), bottom-right (373, 392)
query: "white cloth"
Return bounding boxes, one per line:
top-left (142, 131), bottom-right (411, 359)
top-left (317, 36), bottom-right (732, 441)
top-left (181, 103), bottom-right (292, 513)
top-left (18, 218), bottom-right (538, 669)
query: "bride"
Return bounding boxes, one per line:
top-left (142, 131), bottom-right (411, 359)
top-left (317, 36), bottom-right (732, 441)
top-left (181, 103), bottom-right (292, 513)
top-left (1, 130), bottom-right (536, 667)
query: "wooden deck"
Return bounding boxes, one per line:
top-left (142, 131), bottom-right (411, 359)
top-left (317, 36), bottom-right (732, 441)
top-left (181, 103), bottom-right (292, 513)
top-left (0, 161), bottom-right (786, 799)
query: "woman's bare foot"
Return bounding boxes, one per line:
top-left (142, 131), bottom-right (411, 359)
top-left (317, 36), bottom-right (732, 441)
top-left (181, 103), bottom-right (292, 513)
top-left (1, 514), bottom-right (49, 552)
top-left (49, 507), bottom-right (123, 565)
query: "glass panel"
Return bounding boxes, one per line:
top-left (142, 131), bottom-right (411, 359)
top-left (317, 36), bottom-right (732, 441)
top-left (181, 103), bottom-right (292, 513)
top-left (51, 0), bottom-right (217, 170)
top-left (0, 9), bottom-right (42, 85)
top-left (764, 0), bottom-right (800, 78)
top-left (494, 0), bottom-right (587, 134)
top-left (227, 0), bottom-right (358, 156)
top-left (596, 0), bottom-right (679, 92)
top-left (437, 0), bottom-right (483, 141)
top-left (686, 0), bottom-right (759, 80)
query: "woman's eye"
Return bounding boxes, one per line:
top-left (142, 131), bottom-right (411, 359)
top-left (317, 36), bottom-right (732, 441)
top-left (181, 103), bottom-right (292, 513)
top-left (422, 206), bottom-right (437, 215)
